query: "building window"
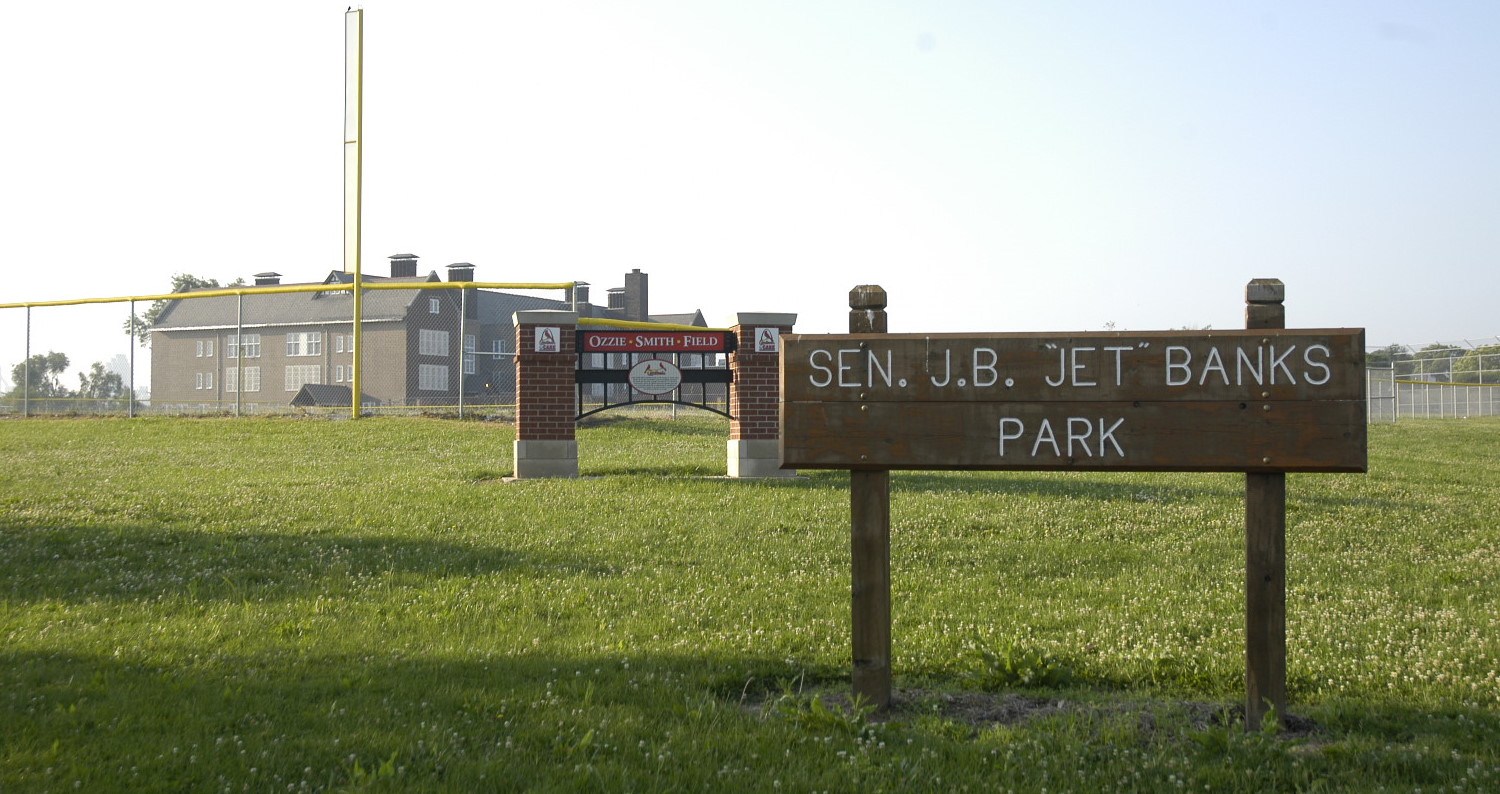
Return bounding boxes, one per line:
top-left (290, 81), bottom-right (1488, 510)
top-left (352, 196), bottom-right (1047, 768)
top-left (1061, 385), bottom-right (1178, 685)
top-left (242, 367), bottom-right (261, 392)
top-left (285, 365), bottom-right (322, 391)
top-left (418, 364), bottom-right (449, 391)
top-left (206, 340), bottom-right (214, 357)
top-left (228, 334), bottom-right (261, 359)
top-left (285, 332), bottom-right (323, 357)
top-left (194, 372), bottom-right (204, 389)
top-left (335, 365), bottom-right (345, 383)
top-left (429, 298), bottom-right (441, 314)
top-left (464, 335), bottom-right (476, 375)
top-left (205, 371), bottom-right (213, 390)
top-left (336, 335), bottom-right (345, 353)
top-left (419, 328), bottom-right (449, 357)
top-left (195, 340), bottom-right (204, 357)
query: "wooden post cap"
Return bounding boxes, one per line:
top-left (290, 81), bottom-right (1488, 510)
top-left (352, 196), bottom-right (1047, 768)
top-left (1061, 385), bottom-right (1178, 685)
top-left (1246, 279), bottom-right (1285, 304)
top-left (849, 285), bottom-right (887, 311)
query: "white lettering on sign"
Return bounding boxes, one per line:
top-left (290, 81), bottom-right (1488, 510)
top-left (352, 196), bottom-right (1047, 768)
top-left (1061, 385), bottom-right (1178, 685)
top-left (1044, 345), bottom-right (1136, 387)
top-left (1164, 343), bottom-right (1334, 387)
top-left (795, 335), bottom-right (1352, 395)
top-left (809, 348), bottom-right (894, 388)
top-left (998, 417), bottom-right (1126, 458)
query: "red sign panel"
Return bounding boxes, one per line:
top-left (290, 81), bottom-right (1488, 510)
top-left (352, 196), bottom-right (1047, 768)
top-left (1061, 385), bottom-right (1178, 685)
top-left (580, 331), bottom-right (731, 353)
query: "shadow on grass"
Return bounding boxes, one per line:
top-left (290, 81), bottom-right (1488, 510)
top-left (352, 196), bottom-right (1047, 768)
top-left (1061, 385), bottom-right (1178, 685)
top-left (4, 647), bottom-right (1493, 792)
top-left (0, 521), bottom-right (612, 605)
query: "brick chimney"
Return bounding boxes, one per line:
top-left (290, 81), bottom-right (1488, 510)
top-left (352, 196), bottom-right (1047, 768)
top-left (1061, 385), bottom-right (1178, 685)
top-left (253, 272), bottom-right (282, 286)
top-left (624, 268), bottom-right (648, 322)
top-left (389, 253), bottom-right (419, 278)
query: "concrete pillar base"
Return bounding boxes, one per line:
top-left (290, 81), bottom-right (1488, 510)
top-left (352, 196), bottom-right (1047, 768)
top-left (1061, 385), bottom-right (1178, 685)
top-left (513, 440), bottom-right (579, 479)
top-left (727, 439), bottom-right (795, 478)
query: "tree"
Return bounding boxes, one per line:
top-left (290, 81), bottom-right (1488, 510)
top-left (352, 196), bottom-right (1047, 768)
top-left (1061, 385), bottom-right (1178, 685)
top-left (78, 361), bottom-right (128, 400)
top-left (1365, 344), bottom-right (1411, 370)
top-left (8, 351), bottom-right (71, 398)
top-left (1451, 344), bottom-right (1500, 384)
top-left (124, 273), bottom-right (225, 347)
top-left (1409, 343), bottom-right (1459, 382)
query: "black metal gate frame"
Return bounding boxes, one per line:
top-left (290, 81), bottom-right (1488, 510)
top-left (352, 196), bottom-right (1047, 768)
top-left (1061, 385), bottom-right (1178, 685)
top-left (574, 344), bottom-right (736, 420)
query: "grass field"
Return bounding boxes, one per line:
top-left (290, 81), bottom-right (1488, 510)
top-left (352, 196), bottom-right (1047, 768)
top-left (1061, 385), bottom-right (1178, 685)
top-left (2, 414), bottom-right (1497, 792)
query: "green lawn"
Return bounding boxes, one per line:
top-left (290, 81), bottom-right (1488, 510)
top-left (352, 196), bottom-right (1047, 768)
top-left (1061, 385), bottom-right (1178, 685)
top-left (1, 415), bottom-right (1497, 792)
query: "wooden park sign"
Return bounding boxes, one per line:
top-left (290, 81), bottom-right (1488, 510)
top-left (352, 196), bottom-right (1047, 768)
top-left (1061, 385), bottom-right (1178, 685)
top-left (780, 281), bottom-right (1368, 731)
top-left (781, 329), bottom-right (1366, 472)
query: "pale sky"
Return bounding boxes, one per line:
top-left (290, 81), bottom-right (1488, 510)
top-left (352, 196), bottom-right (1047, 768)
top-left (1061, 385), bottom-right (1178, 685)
top-left (3, 1), bottom-right (1498, 384)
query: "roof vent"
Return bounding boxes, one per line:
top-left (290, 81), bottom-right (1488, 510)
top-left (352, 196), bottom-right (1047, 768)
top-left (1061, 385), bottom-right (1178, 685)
top-left (253, 272), bottom-right (282, 286)
top-left (446, 262), bottom-right (475, 282)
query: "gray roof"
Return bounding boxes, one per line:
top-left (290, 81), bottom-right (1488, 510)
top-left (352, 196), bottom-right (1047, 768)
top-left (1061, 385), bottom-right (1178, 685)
top-left (153, 271), bottom-right (445, 330)
top-left (650, 311), bottom-right (707, 327)
top-left (289, 383), bottom-right (375, 407)
top-left (151, 270), bottom-right (683, 331)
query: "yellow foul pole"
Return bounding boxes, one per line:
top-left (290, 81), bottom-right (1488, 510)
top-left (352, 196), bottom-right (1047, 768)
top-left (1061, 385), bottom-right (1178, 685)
top-left (344, 8), bottom-right (364, 419)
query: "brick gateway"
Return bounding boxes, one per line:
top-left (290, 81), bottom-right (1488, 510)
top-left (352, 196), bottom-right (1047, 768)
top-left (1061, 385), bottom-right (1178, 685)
top-left (511, 310), bottom-right (797, 478)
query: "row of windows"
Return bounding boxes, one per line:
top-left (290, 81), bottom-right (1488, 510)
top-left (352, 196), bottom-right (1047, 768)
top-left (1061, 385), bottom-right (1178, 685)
top-left (226, 367), bottom-right (261, 393)
top-left (286, 332), bottom-right (322, 357)
top-left (203, 332), bottom-right (506, 361)
top-left (285, 365), bottom-right (321, 391)
top-left (227, 334), bottom-right (261, 359)
top-left (419, 328), bottom-right (449, 357)
top-left (418, 364), bottom-right (449, 391)
top-left (194, 363), bottom-right (486, 393)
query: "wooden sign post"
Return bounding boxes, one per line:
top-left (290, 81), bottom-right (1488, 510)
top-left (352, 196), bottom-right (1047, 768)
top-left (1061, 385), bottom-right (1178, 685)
top-left (1245, 278), bottom-right (1287, 731)
top-left (780, 281), bottom-right (1367, 728)
top-left (848, 286), bottom-right (893, 709)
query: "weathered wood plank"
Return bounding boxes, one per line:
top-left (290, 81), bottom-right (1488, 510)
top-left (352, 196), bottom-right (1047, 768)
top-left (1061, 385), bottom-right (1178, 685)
top-left (780, 399), bottom-right (1366, 472)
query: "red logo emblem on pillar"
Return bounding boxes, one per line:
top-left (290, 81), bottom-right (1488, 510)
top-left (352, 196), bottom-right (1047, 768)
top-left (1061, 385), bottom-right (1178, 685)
top-left (535, 326), bottom-right (560, 353)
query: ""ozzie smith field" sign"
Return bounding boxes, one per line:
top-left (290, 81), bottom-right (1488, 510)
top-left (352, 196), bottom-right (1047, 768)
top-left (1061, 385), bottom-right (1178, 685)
top-left (780, 329), bottom-right (1366, 473)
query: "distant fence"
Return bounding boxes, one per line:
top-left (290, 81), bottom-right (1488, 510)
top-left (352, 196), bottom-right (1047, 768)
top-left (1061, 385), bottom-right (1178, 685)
top-left (1367, 369), bottom-right (1500, 422)
top-left (1365, 338), bottom-right (1500, 422)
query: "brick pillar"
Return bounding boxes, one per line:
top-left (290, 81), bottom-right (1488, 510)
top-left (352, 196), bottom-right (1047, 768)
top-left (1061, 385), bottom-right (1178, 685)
top-left (727, 312), bottom-right (797, 477)
top-left (513, 310), bottom-right (579, 478)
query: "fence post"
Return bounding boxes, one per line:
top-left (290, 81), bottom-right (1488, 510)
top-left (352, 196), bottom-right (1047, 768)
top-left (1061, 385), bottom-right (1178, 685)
top-left (128, 301), bottom-right (137, 418)
top-left (1245, 278), bottom-right (1287, 731)
top-left (234, 294), bottom-right (243, 417)
top-left (459, 289), bottom-right (467, 420)
top-left (848, 285), bottom-right (892, 710)
top-left (23, 306), bottom-right (31, 418)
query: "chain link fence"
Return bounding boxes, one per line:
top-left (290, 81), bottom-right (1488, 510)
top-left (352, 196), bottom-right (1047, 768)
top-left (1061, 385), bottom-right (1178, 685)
top-left (2, 277), bottom-right (578, 418)
top-left (8, 294), bottom-right (1497, 426)
top-left (1366, 339), bottom-right (1500, 421)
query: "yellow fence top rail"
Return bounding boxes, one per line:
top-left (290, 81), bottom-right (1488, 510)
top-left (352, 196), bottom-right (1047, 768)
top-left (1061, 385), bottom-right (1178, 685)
top-left (1394, 378), bottom-right (1499, 388)
top-left (0, 281), bottom-right (576, 310)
